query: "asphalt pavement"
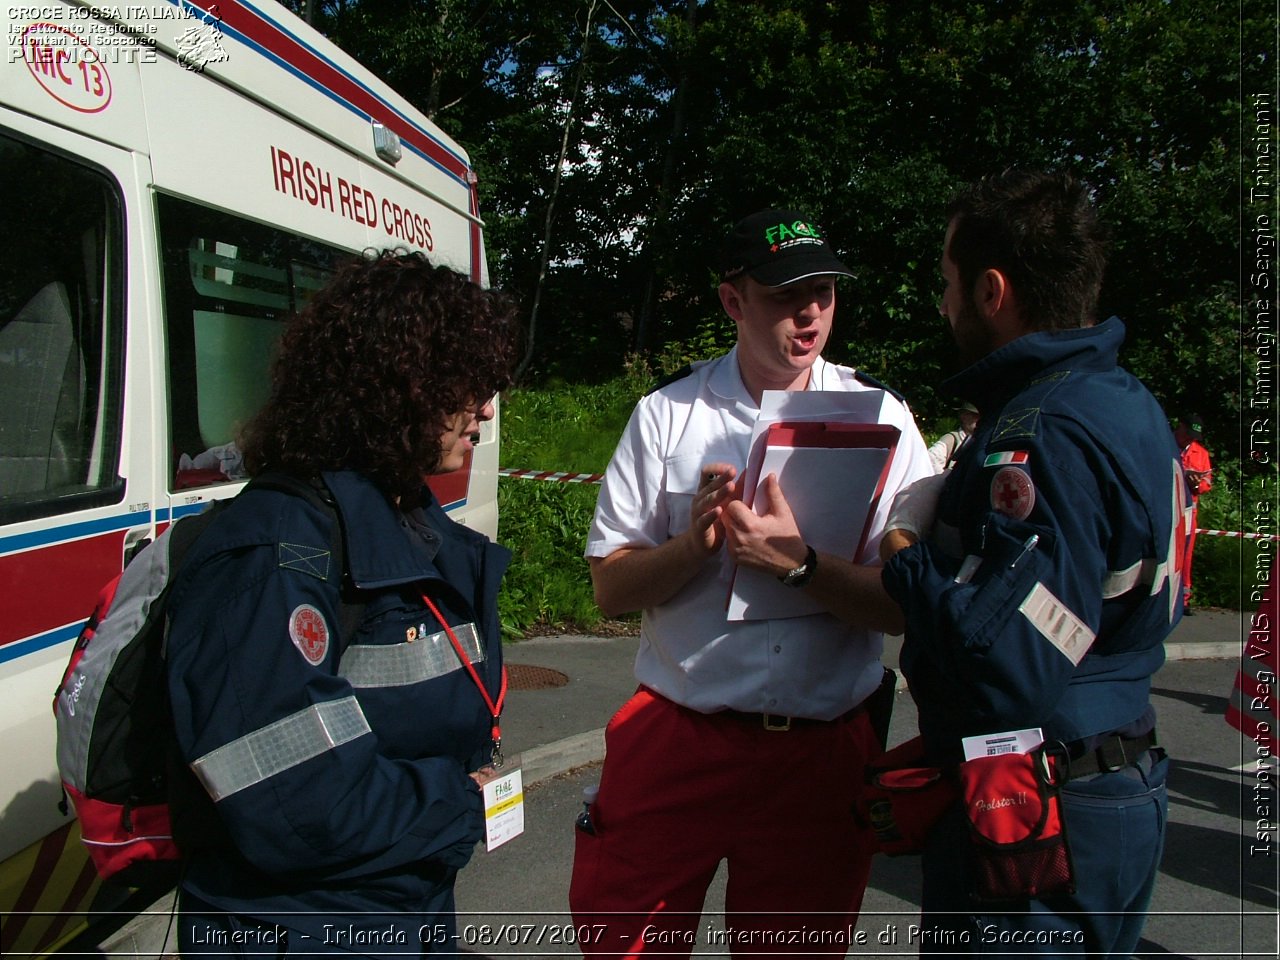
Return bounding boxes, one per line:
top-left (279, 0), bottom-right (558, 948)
top-left (105, 607), bottom-right (1274, 958)
top-left (496, 606), bottom-right (1247, 788)
top-left (451, 606), bottom-right (1277, 960)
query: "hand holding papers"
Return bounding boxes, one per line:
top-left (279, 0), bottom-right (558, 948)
top-left (726, 390), bottom-right (901, 621)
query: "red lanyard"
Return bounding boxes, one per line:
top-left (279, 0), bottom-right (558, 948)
top-left (421, 594), bottom-right (507, 768)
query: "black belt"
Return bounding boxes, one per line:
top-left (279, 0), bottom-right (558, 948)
top-left (717, 688), bottom-right (882, 732)
top-left (636, 687), bottom-right (837, 732)
top-left (718, 708), bottom-right (859, 732)
top-left (716, 696), bottom-right (875, 732)
top-left (712, 667), bottom-right (896, 733)
top-left (1064, 730), bottom-right (1157, 779)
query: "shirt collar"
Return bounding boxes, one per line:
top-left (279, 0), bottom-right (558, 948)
top-left (709, 346), bottom-right (832, 406)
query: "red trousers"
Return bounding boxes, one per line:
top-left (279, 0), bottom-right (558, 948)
top-left (570, 687), bottom-right (879, 958)
top-left (1182, 500), bottom-right (1200, 602)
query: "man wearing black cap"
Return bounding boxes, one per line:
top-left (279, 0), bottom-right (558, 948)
top-left (569, 209), bottom-right (932, 955)
top-left (1175, 414), bottom-right (1213, 613)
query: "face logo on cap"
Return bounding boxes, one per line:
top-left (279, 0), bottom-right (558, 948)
top-left (765, 220), bottom-right (822, 250)
top-left (289, 604), bottom-right (329, 665)
top-left (990, 466), bottom-right (1036, 521)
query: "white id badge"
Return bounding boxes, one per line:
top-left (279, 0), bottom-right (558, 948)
top-left (962, 727), bottom-right (1044, 761)
top-left (482, 766), bottom-right (524, 851)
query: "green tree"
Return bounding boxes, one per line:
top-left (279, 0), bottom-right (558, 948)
top-left (280, 0), bottom-right (1253, 442)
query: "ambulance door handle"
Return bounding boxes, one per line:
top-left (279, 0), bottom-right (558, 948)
top-left (124, 537), bottom-right (151, 568)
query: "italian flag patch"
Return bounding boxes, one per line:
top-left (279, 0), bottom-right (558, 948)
top-left (985, 450), bottom-right (1030, 467)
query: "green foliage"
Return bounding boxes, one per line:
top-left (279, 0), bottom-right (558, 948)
top-left (654, 315), bottom-right (736, 376)
top-left (495, 479), bottom-right (603, 637)
top-left (292, 0), bottom-right (1251, 449)
top-left (495, 363), bottom-right (653, 635)
top-left (291, 0), bottom-right (1265, 619)
top-left (500, 356), bottom-right (653, 473)
top-left (1194, 461), bottom-right (1277, 611)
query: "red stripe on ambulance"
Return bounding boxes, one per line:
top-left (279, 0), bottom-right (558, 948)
top-left (426, 447), bottom-right (473, 510)
top-left (469, 179), bottom-right (483, 283)
top-left (0, 532), bottom-right (125, 650)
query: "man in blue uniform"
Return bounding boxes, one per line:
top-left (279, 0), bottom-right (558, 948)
top-left (880, 170), bottom-right (1185, 954)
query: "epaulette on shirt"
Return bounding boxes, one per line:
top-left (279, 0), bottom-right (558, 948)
top-left (647, 362), bottom-right (911, 405)
top-left (852, 370), bottom-right (909, 406)
top-left (647, 364), bottom-right (693, 395)
top-left (648, 358), bottom-right (717, 396)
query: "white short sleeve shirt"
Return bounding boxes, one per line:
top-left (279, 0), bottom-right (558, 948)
top-left (586, 348), bottom-right (934, 719)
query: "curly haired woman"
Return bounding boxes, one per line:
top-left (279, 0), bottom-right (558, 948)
top-left (165, 251), bottom-right (521, 957)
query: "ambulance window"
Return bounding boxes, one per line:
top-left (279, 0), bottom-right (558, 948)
top-left (0, 132), bottom-right (124, 523)
top-left (156, 195), bottom-right (345, 489)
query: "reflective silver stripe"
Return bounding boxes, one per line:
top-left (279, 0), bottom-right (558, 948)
top-left (1101, 559), bottom-right (1156, 599)
top-left (191, 695), bottom-right (370, 802)
top-left (1018, 582), bottom-right (1096, 666)
top-left (339, 623), bottom-right (484, 689)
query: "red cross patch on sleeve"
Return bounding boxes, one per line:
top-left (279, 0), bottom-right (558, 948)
top-left (990, 466), bottom-right (1036, 520)
top-left (289, 604), bottom-right (330, 665)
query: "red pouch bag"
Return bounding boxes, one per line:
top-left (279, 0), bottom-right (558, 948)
top-left (956, 747), bottom-right (1074, 901)
top-left (860, 736), bottom-right (958, 856)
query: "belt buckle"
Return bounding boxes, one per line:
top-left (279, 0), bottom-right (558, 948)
top-left (763, 714), bottom-right (792, 732)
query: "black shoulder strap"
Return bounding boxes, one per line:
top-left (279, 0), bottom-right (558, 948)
top-left (246, 470), bottom-right (335, 508)
top-left (647, 363), bottom-right (694, 396)
top-left (244, 472), bottom-right (366, 653)
top-left (164, 499), bottom-right (232, 571)
top-left (945, 433), bottom-right (971, 471)
top-left (852, 369), bottom-right (908, 405)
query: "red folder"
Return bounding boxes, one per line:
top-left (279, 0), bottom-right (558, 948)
top-left (729, 420), bottom-right (901, 621)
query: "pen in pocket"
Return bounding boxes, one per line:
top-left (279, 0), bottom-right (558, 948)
top-left (1009, 534), bottom-right (1040, 569)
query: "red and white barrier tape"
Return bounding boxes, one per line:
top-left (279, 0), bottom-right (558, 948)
top-left (499, 468), bottom-right (604, 485)
top-left (497, 471), bottom-right (1280, 539)
top-left (1197, 529), bottom-right (1279, 541)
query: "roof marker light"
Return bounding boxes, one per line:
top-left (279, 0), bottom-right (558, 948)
top-left (372, 122), bottom-right (402, 164)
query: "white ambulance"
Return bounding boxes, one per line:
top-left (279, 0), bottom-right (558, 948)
top-left (0, 0), bottom-right (500, 950)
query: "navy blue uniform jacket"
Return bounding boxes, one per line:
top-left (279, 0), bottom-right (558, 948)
top-left (883, 319), bottom-right (1187, 760)
top-left (165, 469), bottom-right (509, 933)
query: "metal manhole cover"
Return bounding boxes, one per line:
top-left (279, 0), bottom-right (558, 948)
top-left (506, 664), bottom-right (570, 690)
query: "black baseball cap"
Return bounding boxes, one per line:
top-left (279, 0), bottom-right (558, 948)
top-left (719, 208), bottom-right (854, 287)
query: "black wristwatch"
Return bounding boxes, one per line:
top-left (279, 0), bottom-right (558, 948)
top-left (778, 544), bottom-right (818, 587)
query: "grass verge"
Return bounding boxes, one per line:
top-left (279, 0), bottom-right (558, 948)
top-left (494, 369), bottom-right (1264, 636)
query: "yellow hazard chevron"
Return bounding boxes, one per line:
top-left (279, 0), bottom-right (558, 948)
top-left (0, 820), bottom-right (105, 956)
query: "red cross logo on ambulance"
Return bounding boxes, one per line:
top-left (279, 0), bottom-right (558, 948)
top-left (990, 465), bottom-right (1036, 521)
top-left (289, 604), bottom-right (330, 665)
